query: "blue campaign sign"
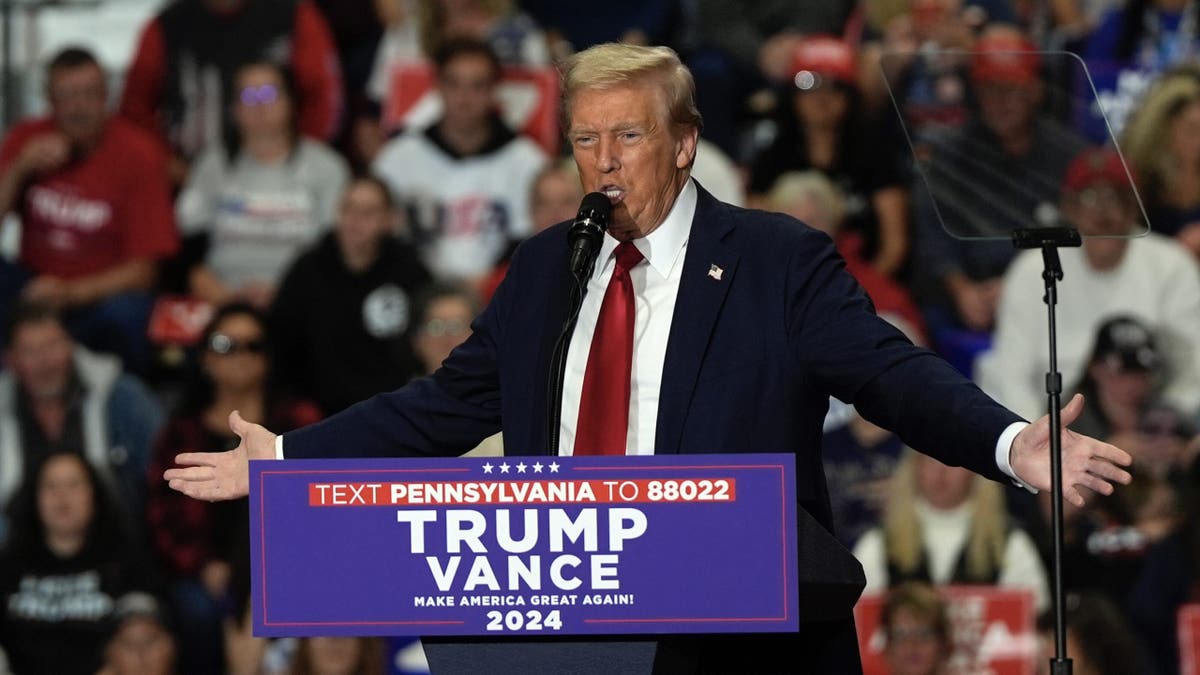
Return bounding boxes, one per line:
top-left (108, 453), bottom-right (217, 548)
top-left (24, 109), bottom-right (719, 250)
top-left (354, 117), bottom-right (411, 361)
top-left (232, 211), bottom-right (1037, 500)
top-left (249, 453), bottom-right (799, 637)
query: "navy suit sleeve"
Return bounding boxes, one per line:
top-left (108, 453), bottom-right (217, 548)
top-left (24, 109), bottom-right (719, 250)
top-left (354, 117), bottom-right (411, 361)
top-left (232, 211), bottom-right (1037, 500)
top-left (280, 248), bottom-right (522, 459)
top-left (787, 230), bottom-right (1021, 482)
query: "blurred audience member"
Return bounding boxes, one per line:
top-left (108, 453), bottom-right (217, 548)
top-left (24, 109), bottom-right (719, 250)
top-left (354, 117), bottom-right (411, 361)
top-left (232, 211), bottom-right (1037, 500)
top-left (527, 159), bottom-right (584, 235)
top-left (1035, 592), bottom-right (1151, 675)
top-left (360, 0), bottom-right (424, 164)
top-left (1121, 71), bottom-right (1200, 254)
top-left (480, 158), bottom-right (580, 302)
top-left (363, 0), bottom-right (550, 167)
top-left (768, 171), bottom-right (925, 342)
top-left (977, 148), bottom-right (1200, 421)
top-left (820, 401), bottom-right (906, 548)
top-left (0, 452), bottom-right (158, 675)
top-left (411, 283), bottom-right (479, 377)
top-left (0, 302), bottom-right (165, 536)
top-left (1126, 458), bottom-right (1200, 675)
top-left (1045, 0), bottom-right (1124, 44)
top-left (690, 138), bottom-right (746, 208)
top-left (309, 0), bottom-right (384, 166)
top-left (289, 637), bottom-right (385, 675)
top-left (409, 284), bottom-right (501, 458)
top-left (1084, 0), bottom-right (1200, 139)
top-left (750, 36), bottom-right (911, 277)
top-left (271, 176), bottom-right (431, 414)
top-left (372, 38), bottom-right (545, 283)
top-left (146, 304), bottom-right (321, 675)
top-left (688, 0), bottom-right (856, 156)
top-left (859, 0), bottom-right (990, 124)
top-left (99, 592), bottom-right (178, 675)
top-left (415, 0), bottom-right (549, 66)
top-left (853, 451), bottom-right (1050, 611)
top-left (881, 582), bottom-right (952, 675)
top-left (177, 62), bottom-right (350, 311)
top-left (0, 48), bottom-right (178, 369)
top-left (912, 27), bottom-right (1087, 334)
top-left (120, 0), bottom-right (342, 177)
top-left (522, 0), bottom-right (680, 55)
top-left (1068, 316), bottom-right (1164, 440)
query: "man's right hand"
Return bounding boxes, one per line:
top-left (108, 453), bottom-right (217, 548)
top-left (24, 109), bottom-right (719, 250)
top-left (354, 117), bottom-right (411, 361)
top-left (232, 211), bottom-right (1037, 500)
top-left (16, 133), bottom-right (71, 176)
top-left (164, 410), bottom-right (278, 501)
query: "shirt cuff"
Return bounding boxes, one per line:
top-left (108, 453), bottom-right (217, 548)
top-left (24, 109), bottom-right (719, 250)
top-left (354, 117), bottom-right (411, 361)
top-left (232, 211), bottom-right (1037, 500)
top-left (275, 433), bottom-right (285, 460)
top-left (996, 421), bottom-right (1036, 493)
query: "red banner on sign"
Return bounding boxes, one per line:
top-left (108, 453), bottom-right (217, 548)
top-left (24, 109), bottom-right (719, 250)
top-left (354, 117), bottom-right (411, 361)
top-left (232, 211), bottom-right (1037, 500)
top-left (855, 586), bottom-right (1037, 675)
top-left (1181, 604), bottom-right (1200, 675)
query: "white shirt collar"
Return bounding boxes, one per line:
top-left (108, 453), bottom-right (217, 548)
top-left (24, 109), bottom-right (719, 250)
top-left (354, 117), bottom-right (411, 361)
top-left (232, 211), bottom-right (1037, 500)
top-left (595, 179), bottom-right (696, 279)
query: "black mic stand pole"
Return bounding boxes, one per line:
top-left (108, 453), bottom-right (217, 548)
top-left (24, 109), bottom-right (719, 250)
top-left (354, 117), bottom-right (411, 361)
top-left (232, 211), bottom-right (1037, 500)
top-left (1012, 226), bottom-right (1081, 675)
top-left (545, 269), bottom-right (590, 456)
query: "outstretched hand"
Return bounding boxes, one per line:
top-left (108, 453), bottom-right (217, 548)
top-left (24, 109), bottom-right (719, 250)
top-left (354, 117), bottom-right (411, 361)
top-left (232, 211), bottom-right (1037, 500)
top-left (164, 410), bottom-right (278, 501)
top-left (1009, 393), bottom-right (1133, 507)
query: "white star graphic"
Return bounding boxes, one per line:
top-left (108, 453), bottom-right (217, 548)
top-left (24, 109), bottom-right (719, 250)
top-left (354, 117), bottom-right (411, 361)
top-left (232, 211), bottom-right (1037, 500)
top-left (548, 461), bottom-right (560, 473)
top-left (516, 462), bottom-right (528, 473)
top-left (499, 462), bottom-right (511, 474)
top-left (482, 462), bottom-right (494, 474)
top-left (532, 462), bottom-right (544, 473)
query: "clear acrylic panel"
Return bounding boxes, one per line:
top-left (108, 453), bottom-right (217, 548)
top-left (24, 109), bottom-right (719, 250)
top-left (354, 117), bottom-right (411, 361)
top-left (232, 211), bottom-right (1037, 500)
top-left (880, 49), bottom-right (1150, 241)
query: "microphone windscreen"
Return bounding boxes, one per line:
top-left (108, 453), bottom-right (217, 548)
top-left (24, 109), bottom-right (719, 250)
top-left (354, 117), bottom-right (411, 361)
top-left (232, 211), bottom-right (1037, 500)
top-left (578, 192), bottom-right (612, 220)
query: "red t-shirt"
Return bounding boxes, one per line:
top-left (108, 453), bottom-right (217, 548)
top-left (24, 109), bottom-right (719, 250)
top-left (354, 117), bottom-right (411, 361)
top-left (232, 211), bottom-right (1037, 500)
top-left (0, 117), bottom-right (179, 279)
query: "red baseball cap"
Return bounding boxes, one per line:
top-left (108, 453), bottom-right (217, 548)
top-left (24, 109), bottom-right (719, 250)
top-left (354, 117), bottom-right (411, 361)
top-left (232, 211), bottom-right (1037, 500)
top-left (971, 32), bottom-right (1040, 84)
top-left (1062, 147), bottom-right (1133, 193)
top-left (791, 36), bottom-right (857, 89)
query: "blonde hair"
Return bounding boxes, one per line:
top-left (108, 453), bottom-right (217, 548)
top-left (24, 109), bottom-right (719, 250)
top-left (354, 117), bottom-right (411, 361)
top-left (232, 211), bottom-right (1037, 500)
top-left (531, 157), bottom-right (580, 199)
top-left (1120, 72), bottom-right (1200, 202)
top-left (559, 43), bottom-right (702, 133)
top-left (883, 450), bottom-right (1008, 582)
top-left (767, 171), bottom-right (847, 231)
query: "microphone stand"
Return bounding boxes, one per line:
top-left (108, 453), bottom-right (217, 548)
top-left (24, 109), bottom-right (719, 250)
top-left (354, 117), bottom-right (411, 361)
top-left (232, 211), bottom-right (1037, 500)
top-left (1011, 226), bottom-right (1081, 675)
top-left (545, 267), bottom-right (591, 456)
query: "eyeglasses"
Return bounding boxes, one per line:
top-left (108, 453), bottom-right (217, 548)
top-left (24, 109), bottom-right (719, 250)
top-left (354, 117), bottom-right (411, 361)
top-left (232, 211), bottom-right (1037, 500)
top-left (422, 318), bottom-right (470, 337)
top-left (239, 84), bottom-right (280, 107)
top-left (207, 333), bottom-right (267, 355)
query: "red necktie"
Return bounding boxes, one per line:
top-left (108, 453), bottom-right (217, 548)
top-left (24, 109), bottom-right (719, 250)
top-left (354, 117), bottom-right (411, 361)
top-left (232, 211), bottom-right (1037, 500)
top-left (575, 241), bottom-right (644, 455)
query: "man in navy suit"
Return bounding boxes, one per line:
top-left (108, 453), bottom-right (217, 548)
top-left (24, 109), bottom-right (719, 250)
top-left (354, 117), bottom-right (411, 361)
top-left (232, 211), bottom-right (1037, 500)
top-left (167, 44), bottom-right (1132, 673)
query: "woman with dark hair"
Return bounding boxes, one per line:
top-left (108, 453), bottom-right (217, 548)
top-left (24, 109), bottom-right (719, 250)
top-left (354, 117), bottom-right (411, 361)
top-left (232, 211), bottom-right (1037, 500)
top-left (270, 175), bottom-right (431, 414)
top-left (1068, 315), bottom-right (1163, 441)
top-left (145, 303), bottom-right (321, 675)
top-left (177, 61), bottom-right (350, 310)
top-left (0, 451), bottom-right (157, 675)
top-left (747, 35), bottom-right (910, 277)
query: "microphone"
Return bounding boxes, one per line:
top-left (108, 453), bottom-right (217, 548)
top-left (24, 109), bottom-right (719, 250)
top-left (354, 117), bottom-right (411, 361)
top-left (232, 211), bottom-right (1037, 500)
top-left (567, 192), bottom-right (612, 282)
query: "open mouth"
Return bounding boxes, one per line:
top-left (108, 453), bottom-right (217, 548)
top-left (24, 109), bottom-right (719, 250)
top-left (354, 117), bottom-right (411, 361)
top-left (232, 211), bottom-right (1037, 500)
top-left (600, 185), bottom-right (626, 204)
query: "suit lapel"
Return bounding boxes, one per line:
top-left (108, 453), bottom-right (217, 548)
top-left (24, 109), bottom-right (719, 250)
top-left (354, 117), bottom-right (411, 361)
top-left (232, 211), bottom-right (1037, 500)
top-left (655, 187), bottom-right (739, 454)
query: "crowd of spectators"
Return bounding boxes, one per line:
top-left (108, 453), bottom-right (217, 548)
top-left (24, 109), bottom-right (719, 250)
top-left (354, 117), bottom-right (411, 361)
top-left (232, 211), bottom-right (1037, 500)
top-left (1, 0), bottom-right (1199, 673)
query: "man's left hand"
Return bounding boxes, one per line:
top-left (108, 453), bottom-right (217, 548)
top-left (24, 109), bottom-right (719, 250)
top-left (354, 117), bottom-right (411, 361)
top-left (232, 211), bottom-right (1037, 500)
top-left (1009, 393), bottom-right (1133, 506)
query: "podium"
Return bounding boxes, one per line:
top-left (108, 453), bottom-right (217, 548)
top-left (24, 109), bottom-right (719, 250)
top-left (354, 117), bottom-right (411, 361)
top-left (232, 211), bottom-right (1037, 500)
top-left (249, 454), bottom-right (865, 673)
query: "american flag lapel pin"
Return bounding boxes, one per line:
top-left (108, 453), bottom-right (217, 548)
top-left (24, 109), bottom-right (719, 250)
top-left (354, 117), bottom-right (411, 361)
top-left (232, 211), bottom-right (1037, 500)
top-left (708, 263), bottom-right (723, 281)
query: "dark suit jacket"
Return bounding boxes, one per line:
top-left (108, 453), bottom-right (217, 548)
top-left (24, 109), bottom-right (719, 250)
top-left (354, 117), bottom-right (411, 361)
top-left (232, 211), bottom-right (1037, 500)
top-left (283, 183), bottom-right (1022, 668)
